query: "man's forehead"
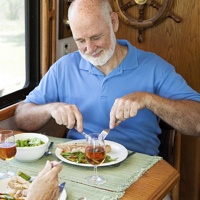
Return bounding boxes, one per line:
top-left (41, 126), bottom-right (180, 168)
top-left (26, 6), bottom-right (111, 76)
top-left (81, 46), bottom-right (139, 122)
top-left (70, 12), bottom-right (105, 35)
top-left (69, 0), bottom-right (100, 17)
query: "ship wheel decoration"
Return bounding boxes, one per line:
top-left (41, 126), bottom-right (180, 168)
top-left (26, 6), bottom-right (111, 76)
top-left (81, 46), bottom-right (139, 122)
top-left (113, 0), bottom-right (182, 42)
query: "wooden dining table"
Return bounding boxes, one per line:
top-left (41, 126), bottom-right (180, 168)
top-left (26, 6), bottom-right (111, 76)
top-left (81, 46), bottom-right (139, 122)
top-left (1, 128), bottom-right (180, 200)
top-left (121, 159), bottom-right (179, 200)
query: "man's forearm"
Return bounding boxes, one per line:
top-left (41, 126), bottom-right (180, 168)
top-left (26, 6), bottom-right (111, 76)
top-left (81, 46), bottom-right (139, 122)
top-left (15, 102), bottom-right (52, 131)
top-left (147, 94), bottom-right (200, 136)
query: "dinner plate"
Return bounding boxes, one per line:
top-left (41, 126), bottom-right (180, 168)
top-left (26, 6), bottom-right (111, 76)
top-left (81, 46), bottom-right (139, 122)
top-left (55, 139), bottom-right (128, 167)
top-left (0, 177), bottom-right (67, 200)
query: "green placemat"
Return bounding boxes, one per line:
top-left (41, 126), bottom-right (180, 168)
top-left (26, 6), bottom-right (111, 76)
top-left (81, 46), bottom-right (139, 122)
top-left (49, 136), bottom-right (162, 191)
top-left (64, 181), bottom-right (124, 200)
top-left (1, 136), bottom-right (162, 200)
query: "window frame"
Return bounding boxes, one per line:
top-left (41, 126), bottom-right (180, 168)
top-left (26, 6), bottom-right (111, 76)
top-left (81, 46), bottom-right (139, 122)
top-left (0, 0), bottom-right (40, 109)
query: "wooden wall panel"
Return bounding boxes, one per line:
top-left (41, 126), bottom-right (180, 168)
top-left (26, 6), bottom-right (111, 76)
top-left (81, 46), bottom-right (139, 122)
top-left (110, 0), bottom-right (200, 199)
top-left (112, 0), bottom-right (200, 92)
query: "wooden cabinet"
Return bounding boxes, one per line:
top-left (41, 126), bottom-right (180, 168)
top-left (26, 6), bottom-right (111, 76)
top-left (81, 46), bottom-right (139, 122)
top-left (179, 135), bottom-right (200, 200)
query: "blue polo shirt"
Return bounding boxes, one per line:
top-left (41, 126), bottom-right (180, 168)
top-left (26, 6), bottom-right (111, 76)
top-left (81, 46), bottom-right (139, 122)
top-left (25, 39), bottom-right (200, 155)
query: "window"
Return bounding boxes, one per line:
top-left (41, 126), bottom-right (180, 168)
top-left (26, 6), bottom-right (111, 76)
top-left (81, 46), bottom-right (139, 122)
top-left (0, 0), bottom-right (40, 109)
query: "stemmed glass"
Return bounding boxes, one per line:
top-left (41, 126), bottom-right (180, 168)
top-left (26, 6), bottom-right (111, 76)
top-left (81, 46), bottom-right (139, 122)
top-left (85, 133), bottom-right (106, 185)
top-left (0, 130), bottom-right (17, 179)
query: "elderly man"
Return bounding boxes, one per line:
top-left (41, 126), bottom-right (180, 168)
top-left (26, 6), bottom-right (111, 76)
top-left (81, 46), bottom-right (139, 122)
top-left (15, 0), bottom-right (200, 156)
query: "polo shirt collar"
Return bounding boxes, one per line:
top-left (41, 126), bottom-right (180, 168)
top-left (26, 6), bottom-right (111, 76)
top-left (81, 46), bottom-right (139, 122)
top-left (79, 39), bottom-right (139, 74)
top-left (118, 39), bottom-right (139, 70)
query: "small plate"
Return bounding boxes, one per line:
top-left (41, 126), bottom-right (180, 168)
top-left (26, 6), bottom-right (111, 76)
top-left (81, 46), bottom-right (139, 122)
top-left (59, 188), bottom-right (67, 200)
top-left (0, 177), bottom-right (67, 200)
top-left (55, 139), bottom-right (128, 167)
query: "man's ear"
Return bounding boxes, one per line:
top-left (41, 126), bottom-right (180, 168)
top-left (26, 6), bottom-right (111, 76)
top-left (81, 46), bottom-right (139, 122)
top-left (111, 12), bottom-right (119, 32)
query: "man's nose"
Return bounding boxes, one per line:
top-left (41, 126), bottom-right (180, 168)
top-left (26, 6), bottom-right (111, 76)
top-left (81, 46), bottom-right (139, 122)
top-left (85, 41), bottom-right (95, 55)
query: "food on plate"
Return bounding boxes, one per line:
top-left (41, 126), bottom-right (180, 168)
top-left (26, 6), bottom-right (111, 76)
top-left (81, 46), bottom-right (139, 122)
top-left (58, 142), bottom-right (117, 164)
top-left (16, 138), bottom-right (44, 147)
top-left (17, 172), bottom-right (31, 182)
top-left (105, 144), bottom-right (111, 153)
top-left (61, 151), bottom-right (87, 163)
top-left (2, 175), bottom-right (30, 199)
top-left (57, 142), bottom-right (111, 153)
top-left (58, 142), bottom-right (86, 153)
top-left (8, 176), bottom-right (30, 190)
top-left (1, 171), bottom-right (33, 199)
top-left (0, 193), bottom-right (16, 200)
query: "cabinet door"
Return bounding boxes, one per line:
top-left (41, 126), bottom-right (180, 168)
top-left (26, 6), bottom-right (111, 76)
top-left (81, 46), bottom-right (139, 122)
top-left (180, 135), bottom-right (200, 200)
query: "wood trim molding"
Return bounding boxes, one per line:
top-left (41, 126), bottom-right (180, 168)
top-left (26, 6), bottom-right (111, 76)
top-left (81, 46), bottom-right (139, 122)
top-left (0, 103), bottom-right (19, 121)
top-left (59, 0), bottom-right (72, 39)
top-left (41, 0), bottom-right (57, 76)
top-left (171, 131), bottom-right (181, 200)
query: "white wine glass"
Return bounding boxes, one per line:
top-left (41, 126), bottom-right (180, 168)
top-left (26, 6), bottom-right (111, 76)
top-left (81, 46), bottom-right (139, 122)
top-left (0, 130), bottom-right (16, 179)
top-left (85, 133), bottom-right (106, 185)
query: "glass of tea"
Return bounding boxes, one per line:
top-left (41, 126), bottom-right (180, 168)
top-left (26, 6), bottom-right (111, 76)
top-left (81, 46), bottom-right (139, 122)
top-left (0, 130), bottom-right (16, 179)
top-left (85, 133), bottom-right (106, 185)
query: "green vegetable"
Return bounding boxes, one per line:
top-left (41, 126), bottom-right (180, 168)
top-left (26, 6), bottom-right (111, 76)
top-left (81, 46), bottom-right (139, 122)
top-left (0, 194), bottom-right (15, 200)
top-left (77, 153), bottom-right (86, 163)
top-left (104, 155), bottom-right (118, 163)
top-left (18, 171), bottom-right (31, 181)
top-left (16, 138), bottom-right (44, 147)
top-left (61, 151), bottom-right (88, 163)
top-left (61, 151), bottom-right (117, 164)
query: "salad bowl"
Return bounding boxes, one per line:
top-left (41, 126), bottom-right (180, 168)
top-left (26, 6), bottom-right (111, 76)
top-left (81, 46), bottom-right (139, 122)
top-left (14, 133), bottom-right (49, 162)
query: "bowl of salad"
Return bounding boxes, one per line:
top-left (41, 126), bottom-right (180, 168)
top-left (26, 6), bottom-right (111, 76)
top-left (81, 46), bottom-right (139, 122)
top-left (14, 133), bottom-right (49, 162)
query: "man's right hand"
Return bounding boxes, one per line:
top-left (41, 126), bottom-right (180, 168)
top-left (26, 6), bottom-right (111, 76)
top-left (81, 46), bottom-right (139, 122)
top-left (50, 102), bottom-right (83, 132)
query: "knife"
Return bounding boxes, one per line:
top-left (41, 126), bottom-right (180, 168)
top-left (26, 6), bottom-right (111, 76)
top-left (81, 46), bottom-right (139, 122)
top-left (110, 151), bottom-right (136, 167)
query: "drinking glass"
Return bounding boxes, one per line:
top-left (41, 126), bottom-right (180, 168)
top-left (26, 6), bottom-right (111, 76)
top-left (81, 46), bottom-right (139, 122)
top-left (0, 130), bottom-right (16, 179)
top-left (85, 133), bottom-right (106, 185)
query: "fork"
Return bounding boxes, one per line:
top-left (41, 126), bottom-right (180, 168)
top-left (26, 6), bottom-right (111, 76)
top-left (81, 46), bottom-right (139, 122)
top-left (98, 120), bottom-right (121, 140)
top-left (98, 128), bottom-right (110, 140)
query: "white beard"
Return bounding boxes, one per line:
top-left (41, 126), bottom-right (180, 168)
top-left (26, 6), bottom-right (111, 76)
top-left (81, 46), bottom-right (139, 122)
top-left (79, 30), bottom-right (117, 66)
